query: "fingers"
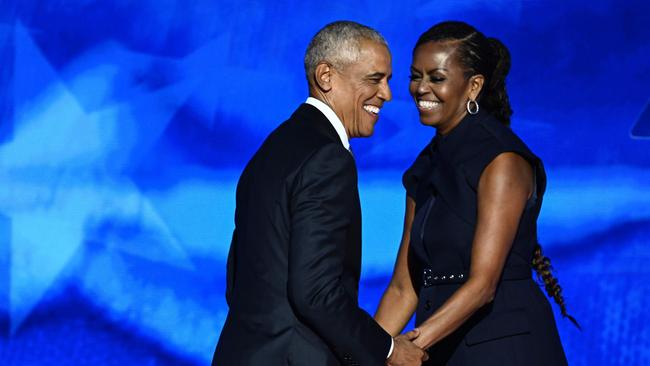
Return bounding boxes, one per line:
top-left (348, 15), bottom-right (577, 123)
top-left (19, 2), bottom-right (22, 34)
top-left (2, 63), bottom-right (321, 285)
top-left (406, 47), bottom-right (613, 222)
top-left (402, 327), bottom-right (420, 340)
top-left (413, 336), bottom-right (426, 349)
top-left (390, 329), bottom-right (429, 366)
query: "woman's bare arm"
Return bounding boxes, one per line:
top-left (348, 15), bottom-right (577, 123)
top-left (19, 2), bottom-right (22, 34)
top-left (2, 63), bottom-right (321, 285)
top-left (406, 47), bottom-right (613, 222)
top-left (374, 196), bottom-right (420, 336)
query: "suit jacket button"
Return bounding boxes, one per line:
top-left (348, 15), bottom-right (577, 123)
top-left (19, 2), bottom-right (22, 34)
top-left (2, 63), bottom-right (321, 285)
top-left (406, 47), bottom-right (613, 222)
top-left (424, 300), bottom-right (432, 311)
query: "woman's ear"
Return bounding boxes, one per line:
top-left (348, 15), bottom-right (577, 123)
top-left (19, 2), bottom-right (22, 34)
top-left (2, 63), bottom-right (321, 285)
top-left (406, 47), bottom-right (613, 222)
top-left (468, 74), bottom-right (485, 100)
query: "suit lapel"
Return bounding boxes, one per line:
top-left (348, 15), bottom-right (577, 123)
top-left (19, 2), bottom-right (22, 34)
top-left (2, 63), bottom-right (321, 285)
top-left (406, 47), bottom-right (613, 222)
top-left (293, 103), bottom-right (343, 146)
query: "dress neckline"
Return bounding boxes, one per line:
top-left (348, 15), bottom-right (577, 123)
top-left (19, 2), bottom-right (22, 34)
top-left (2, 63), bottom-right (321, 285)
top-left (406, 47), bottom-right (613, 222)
top-left (430, 110), bottom-right (484, 156)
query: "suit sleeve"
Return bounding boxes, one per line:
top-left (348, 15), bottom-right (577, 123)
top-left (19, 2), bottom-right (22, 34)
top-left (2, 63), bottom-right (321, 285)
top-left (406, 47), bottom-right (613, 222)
top-left (225, 230), bottom-right (236, 306)
top-left (287, 143), bottom-right (392, 365)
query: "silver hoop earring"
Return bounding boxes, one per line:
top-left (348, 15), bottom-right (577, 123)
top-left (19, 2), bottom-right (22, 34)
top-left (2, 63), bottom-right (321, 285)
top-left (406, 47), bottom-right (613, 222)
top-left (466, 99), bottom-right (479, 115)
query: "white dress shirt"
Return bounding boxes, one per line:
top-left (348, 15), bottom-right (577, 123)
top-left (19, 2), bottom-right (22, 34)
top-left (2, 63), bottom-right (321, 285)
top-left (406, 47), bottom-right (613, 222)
top-left (305, 97), bottom-right (350, 151)
top-left (303, 97), bottom-right (395, 359)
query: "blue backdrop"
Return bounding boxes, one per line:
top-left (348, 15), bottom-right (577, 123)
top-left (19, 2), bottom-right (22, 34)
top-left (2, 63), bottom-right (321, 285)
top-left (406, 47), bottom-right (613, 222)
top-left (1, 0), bottom-right (649, 365)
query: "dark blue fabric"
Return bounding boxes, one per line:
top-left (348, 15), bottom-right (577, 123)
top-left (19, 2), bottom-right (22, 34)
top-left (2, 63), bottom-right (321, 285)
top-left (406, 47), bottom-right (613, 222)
top-left (404, 111), bottom-right (567, 365)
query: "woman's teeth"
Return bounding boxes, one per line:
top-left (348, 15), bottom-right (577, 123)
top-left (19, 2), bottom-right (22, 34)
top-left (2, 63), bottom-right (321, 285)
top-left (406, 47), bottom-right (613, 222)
top-left (418, 100), bottom-right (440, 110)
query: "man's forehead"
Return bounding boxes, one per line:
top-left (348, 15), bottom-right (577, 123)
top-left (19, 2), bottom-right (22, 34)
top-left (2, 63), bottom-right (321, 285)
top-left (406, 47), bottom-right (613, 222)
top-left (338, 39), bottom-right (391, 74)
top-left (358, 43), bottom-right (391, 64)
top-left (358, 39), bottom-right (390, 55)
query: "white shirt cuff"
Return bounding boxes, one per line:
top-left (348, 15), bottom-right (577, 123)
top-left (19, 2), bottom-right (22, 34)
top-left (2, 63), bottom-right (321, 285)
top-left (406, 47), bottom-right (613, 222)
top-left (387, 337), bottom-right (394, 359)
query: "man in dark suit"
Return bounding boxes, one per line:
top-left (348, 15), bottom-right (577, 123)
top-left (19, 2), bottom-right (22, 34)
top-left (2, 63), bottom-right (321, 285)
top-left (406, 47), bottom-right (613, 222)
top-left (212, 21), bottom-right (427, 366)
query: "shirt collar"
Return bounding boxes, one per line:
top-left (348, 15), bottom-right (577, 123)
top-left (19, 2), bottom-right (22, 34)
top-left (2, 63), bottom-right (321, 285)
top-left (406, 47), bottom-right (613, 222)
top-left (305, 97), bottom-right (350, 150)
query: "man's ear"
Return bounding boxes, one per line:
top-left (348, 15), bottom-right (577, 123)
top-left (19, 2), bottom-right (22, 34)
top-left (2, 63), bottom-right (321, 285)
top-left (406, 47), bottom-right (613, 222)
top-left (314, 62), bottom-right (333, 92)
top-left (468, 74), bottom-right (485, 101)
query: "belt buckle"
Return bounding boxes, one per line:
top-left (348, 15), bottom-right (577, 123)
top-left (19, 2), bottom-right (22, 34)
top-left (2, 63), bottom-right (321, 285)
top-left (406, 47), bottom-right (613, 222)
top-left (423, 268), bottom-right (433, 287)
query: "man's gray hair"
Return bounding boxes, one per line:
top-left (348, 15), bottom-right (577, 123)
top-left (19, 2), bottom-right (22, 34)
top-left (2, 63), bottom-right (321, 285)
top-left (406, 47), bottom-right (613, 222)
top-left (304, 21), bottom-right (388, 80)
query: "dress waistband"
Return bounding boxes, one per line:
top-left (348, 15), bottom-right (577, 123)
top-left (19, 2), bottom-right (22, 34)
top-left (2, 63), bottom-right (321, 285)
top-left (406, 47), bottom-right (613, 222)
top-left (422, 265), bottom-right (532, 287)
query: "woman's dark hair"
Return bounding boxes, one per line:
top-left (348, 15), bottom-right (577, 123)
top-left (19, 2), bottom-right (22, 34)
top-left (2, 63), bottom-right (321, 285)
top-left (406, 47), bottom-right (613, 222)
top-left (532, 244), bottom-right (581, 329)
top-left (414, 21), bottom-right (513, 126)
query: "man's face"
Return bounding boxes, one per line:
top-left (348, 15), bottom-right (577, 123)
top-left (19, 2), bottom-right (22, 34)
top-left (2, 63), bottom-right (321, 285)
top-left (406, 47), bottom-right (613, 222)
top-left (327, 40), bottom-right (392, 138)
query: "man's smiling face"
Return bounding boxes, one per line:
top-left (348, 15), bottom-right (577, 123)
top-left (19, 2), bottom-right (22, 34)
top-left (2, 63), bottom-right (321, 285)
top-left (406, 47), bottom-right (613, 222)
top-left (328, 40), bottom-right (392, 138)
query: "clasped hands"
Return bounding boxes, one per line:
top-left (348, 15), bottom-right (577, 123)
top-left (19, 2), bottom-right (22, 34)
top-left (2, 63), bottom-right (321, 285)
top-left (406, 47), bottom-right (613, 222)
top-left (386, 328), bottom-right (429, 366)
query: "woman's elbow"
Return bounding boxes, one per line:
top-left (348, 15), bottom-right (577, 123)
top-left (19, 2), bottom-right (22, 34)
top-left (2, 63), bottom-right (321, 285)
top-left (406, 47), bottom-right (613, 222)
top-left (387, 279), bottom-right (418, 302)
top-left (481, 288), bottom-right (496, 305)
top-left (467, 279), bottom-right (497, 307)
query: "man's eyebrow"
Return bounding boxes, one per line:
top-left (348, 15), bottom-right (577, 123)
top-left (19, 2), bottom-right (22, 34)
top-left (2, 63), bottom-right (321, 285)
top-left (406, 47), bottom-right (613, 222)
top-left (366, 72), bottom-right (387, 78)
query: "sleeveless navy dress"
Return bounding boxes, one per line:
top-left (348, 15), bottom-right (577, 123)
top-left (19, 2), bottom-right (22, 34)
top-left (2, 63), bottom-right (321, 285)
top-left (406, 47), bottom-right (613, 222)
top-left (404, 110), bottom-right (567, 365)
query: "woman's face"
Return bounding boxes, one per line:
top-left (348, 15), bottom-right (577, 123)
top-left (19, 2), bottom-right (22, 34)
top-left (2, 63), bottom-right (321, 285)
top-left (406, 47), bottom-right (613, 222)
top-left (409, 41), bottom-right (478, 134)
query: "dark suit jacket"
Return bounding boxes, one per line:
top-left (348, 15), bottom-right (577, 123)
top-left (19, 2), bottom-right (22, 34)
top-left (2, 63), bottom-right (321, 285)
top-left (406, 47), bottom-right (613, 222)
top-left (212, 103), bottom-right (391, 366)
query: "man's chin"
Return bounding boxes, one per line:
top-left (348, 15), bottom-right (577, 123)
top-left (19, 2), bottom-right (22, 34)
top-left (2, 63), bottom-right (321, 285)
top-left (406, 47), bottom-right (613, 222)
top-left (357, 124), bottom-right (376, 138)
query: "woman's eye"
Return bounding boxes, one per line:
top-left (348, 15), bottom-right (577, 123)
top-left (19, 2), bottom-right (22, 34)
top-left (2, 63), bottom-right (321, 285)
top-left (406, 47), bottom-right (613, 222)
top-left (408, 74), bottom-right (421, 81)
top-left (431, 76), bottom-right (445, 83)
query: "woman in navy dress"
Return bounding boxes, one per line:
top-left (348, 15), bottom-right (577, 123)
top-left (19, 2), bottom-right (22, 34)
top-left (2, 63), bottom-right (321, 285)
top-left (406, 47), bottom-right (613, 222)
top-left (375, 21), bottom-right (578, 365)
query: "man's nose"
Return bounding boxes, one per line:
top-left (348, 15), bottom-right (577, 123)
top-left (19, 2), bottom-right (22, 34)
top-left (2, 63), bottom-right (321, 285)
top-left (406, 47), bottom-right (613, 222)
top-left (378, 80), bottom-right (392, 102)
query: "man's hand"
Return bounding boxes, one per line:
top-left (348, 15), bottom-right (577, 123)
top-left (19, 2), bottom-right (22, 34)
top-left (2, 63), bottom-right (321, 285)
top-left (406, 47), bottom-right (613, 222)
top-left (386, 329), bottom-right (429, 366)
